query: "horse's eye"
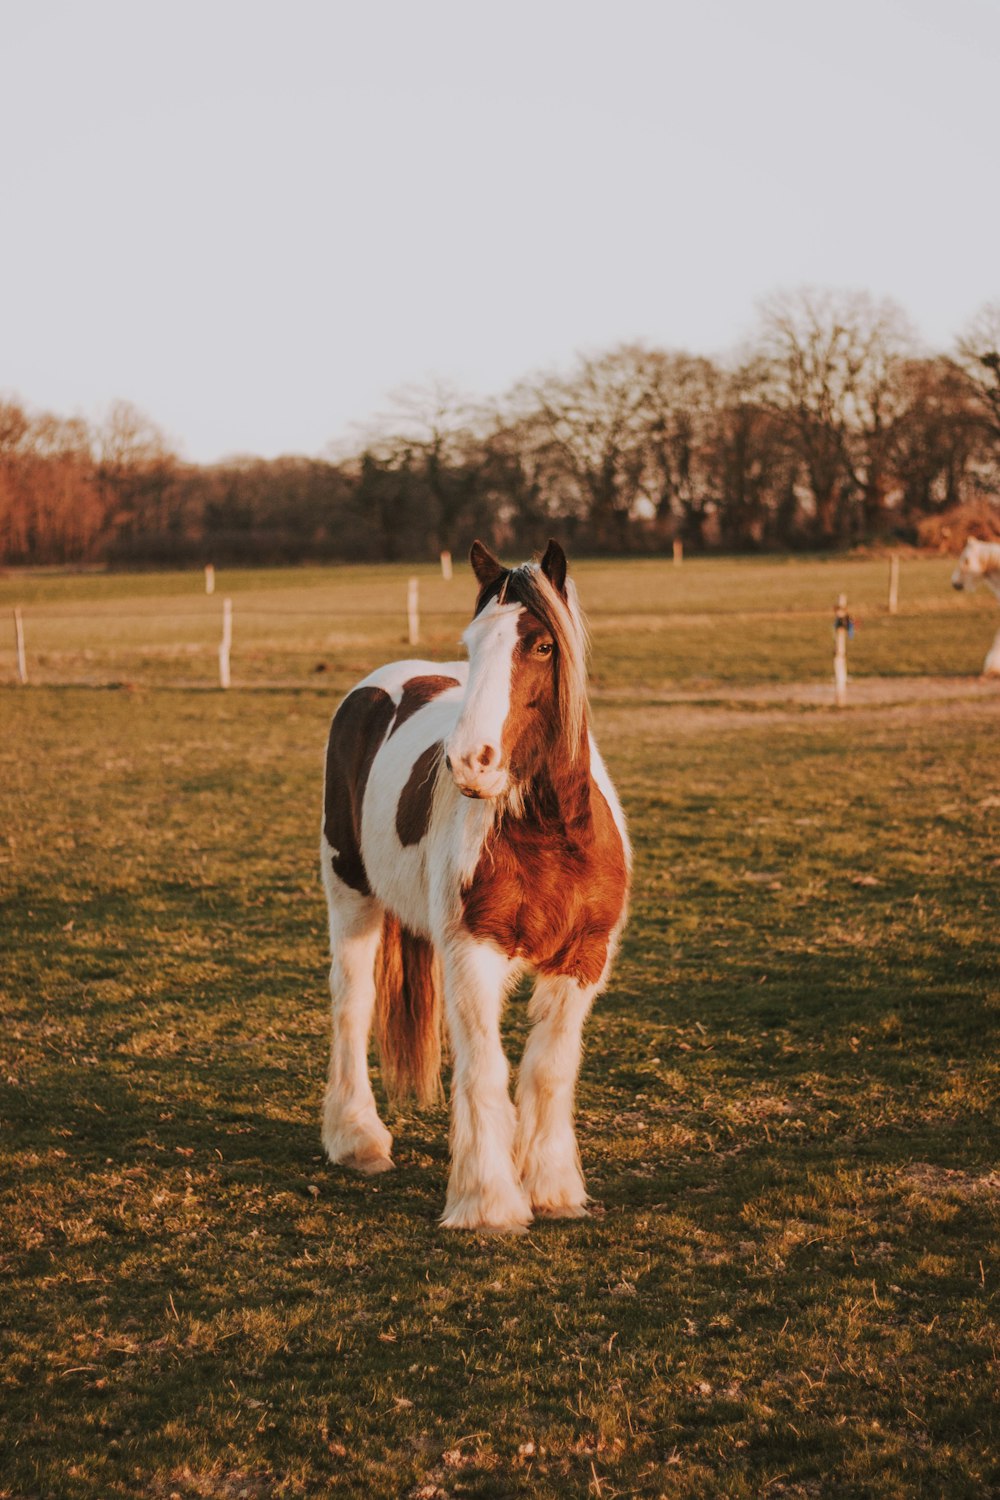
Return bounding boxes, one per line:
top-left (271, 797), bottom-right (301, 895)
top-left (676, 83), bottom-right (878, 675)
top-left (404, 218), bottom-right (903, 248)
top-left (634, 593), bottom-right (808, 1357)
top-left (535, 641), bottom-right (554, 657)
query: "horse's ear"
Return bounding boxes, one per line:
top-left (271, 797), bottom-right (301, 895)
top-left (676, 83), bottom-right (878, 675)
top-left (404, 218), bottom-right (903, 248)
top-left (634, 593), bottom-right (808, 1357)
top-left (540, 539), bottom-right (568, 598)
top-left (470, 540), bottom-right (504, 589)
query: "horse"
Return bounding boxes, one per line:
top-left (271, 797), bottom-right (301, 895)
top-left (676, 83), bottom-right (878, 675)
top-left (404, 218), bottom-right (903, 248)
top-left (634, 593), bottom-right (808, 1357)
top-left (319, 540), bottom-right (631, 1233)
top-left (951, 536), bottom-right (1000, 676)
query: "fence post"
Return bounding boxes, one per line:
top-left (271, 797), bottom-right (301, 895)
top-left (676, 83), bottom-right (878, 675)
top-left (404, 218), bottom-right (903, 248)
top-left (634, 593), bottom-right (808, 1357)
top-left (14, 608), bottom-right (27, 685)
top-left (205, 564), bottom-right (216, 596)
top-left (887, 553), bottom-right (899, 615)
top-left (440, 550), bottom-right (453, 581)
top-left (219, 598), bottom-right (233, 689)
top-left (407, 577), bottom-right (420, 646)
top-left (673, 539), bottom-right (683, 566)
top-left (834, 593), bottom-right (850, 707)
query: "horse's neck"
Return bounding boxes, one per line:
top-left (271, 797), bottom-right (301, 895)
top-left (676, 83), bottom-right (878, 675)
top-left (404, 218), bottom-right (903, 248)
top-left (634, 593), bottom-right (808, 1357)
top-left (982, 549), bottom-right (1000, 599)
top-left (521, 727), bottom-right (594, 836)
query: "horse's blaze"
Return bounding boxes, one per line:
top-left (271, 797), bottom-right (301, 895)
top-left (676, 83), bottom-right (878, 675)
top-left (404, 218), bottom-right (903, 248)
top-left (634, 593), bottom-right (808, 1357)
top-left (323, 685), bottom-right (395, 894)
top-left (461, 778), bottom-right (628, 986)
top-left (390, 675), bottom-right (460, 738)
top-left (396, 741), bottom-right (444, 847)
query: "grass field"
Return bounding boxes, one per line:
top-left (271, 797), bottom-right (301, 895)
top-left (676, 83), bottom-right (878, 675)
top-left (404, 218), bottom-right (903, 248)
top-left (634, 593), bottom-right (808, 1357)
top-left (2, 554), bottom-right (998, 691)
top-left (2, 557), bottom-right (998, 1498)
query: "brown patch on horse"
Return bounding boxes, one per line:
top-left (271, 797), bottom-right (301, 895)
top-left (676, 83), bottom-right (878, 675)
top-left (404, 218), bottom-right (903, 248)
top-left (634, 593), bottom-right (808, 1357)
top-left (461, 758), bottom-right (629, 986)
top-left (323, 685), bottom-right (395, 894)
top-left (396, 741), bottom-right (444, 847)
top-left (390, 675), bottom-right (460, 737)
top-left (374, 912), bottom-right (443, 1107)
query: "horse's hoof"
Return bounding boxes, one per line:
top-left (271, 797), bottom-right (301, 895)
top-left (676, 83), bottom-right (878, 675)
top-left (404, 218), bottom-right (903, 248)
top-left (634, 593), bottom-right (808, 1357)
top-left (440, 1188), bottom-right (533, 1234)
top-left (440, 1213), bottom-right (531, 1236)
top-left (344, 1150), bottom-right (395, 1176)
top-left (532, 1201), bottom-right (590, 1220)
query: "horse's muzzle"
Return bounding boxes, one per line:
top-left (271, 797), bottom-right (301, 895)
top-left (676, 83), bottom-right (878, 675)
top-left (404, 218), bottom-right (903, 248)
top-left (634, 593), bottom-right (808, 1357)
top-left (444, 745), bottom-right (507, 800)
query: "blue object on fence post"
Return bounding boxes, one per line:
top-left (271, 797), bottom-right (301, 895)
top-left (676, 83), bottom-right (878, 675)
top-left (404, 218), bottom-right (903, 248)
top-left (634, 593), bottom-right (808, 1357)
top-left (833, 593), bottom-right (853, 706)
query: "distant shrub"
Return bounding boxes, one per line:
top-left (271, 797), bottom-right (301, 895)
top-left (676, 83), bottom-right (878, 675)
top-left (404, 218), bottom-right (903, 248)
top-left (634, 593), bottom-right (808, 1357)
top-left (917, 495), bottom-right (1000, 551)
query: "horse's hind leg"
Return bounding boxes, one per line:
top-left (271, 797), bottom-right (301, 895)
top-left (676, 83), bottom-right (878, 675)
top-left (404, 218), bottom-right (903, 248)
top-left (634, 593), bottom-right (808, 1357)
top-left (514, 975), bottom-right (599, 1218)
top-left (321, 876), bottom-right (393, 1174)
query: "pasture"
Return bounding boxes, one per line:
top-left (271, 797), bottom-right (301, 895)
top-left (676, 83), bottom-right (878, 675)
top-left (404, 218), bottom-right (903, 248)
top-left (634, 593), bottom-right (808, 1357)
top-left (2, 556), bottom-right (998, 1498)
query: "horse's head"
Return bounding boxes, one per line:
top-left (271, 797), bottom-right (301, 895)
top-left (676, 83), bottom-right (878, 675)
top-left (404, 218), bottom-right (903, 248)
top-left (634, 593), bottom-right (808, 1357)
top-left (952, 537), bottom-right (986, 591)
top-left (444, 540), bottom-right (588, 800)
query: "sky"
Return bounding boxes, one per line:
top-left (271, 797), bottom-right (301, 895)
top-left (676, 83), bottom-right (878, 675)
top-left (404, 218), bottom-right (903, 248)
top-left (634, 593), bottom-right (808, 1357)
top-left (2, 0), bottom-right (998, 463)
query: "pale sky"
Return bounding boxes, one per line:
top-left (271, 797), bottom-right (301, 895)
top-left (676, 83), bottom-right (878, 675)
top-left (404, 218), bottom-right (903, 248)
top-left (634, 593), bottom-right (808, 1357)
top-left (2, 0), bottom-right (998, 463)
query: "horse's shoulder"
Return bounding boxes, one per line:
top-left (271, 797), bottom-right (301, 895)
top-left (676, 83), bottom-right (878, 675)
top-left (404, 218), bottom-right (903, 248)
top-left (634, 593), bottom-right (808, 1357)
top-left (588, 778), bottom-right (629, 880)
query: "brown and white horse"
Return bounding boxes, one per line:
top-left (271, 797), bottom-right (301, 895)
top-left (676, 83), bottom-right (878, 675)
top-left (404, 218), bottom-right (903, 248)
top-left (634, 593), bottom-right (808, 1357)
top-left (951, 536), bottom-right (1000, 676)
top-left (320, 541), bottom-right (630, 1233)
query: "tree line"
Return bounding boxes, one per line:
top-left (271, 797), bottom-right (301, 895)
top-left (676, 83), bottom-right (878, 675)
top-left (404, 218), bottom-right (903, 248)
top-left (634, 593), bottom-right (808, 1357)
top-left (2, 289), bottom-right (999, 568)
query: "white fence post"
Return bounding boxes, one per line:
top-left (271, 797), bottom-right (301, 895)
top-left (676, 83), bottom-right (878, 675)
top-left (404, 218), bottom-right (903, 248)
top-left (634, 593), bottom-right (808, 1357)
top-left (205, 564), bottom-right (216, 596)
top-left (834, 593), bottom-right (849, 707)
top-left (219, 597), bottom-right (233, 688)
top-left (407, 577), bottom-right (420, 646)
top-left (673, 539), bottom-right (683, 566)
top-left (14, 608), bottom-right (27, 685)
top-left (888, 553), bottom-right (899, 615)
top-left (440, 550), bottom-right (453, 581)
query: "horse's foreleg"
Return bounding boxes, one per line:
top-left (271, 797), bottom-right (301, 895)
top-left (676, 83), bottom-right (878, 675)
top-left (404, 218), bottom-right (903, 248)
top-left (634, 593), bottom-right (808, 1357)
top-left (440, 939), bottom-right (531, 1233)
top-left (515, 975), bottom-right (599, 1218)
top-left (321, 881), bottom-right (393, 1174)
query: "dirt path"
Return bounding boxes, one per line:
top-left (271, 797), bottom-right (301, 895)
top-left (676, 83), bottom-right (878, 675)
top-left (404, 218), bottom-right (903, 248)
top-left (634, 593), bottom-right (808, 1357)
top-left (591, 674), bottom-right (999, 733)
top-left (593, 673), bottom-right (999, 708)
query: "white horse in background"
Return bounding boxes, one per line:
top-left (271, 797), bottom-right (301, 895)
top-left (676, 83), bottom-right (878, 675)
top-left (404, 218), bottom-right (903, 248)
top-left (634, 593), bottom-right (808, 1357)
top-left (951, 537), bottom-right (1000, 676)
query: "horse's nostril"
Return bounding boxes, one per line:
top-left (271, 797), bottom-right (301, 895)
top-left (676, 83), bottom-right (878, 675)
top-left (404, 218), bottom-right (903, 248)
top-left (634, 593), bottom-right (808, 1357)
top-left (478, 745), bottom-right (494, 769)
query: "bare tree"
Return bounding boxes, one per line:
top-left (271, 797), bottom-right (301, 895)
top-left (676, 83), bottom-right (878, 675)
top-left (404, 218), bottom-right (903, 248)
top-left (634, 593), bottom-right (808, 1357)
top-left (0, 401), bottom-right (33, 561)
top-left (637, 349), bottom-right (722, 546)
top-left (888, 357), bottom-right (987, 522)
top-left (0, 401), bottom-right (102, 563)
top-left (955, 303), bottom-right (1000, 443)
top-left (514, 348), bottom-right (656, 551)
top-left (707, 359), bottom-right (801, 549)
top-left (94, 400), bottom-right (176, 553)
top-left (757, 288), bottom-right (915, 540)
top-left (363, 380), bottom-right (493, 556)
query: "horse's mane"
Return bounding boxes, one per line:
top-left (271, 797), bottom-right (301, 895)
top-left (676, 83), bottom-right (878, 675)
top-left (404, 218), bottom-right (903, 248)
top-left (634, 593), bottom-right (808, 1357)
top-left (475, 562), bottom-right (590, 764)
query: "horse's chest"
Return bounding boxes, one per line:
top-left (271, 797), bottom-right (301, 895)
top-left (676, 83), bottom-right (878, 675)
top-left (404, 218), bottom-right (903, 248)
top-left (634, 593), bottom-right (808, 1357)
top-left (461, 808), bottom-right (627, 986)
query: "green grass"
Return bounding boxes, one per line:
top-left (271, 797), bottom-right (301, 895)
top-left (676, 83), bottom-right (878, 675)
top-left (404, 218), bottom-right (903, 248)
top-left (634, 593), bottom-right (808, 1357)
top-left (1, 560), bottom-right (999, 1498)
top-left (1, 554), bottom-right (997, 689)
